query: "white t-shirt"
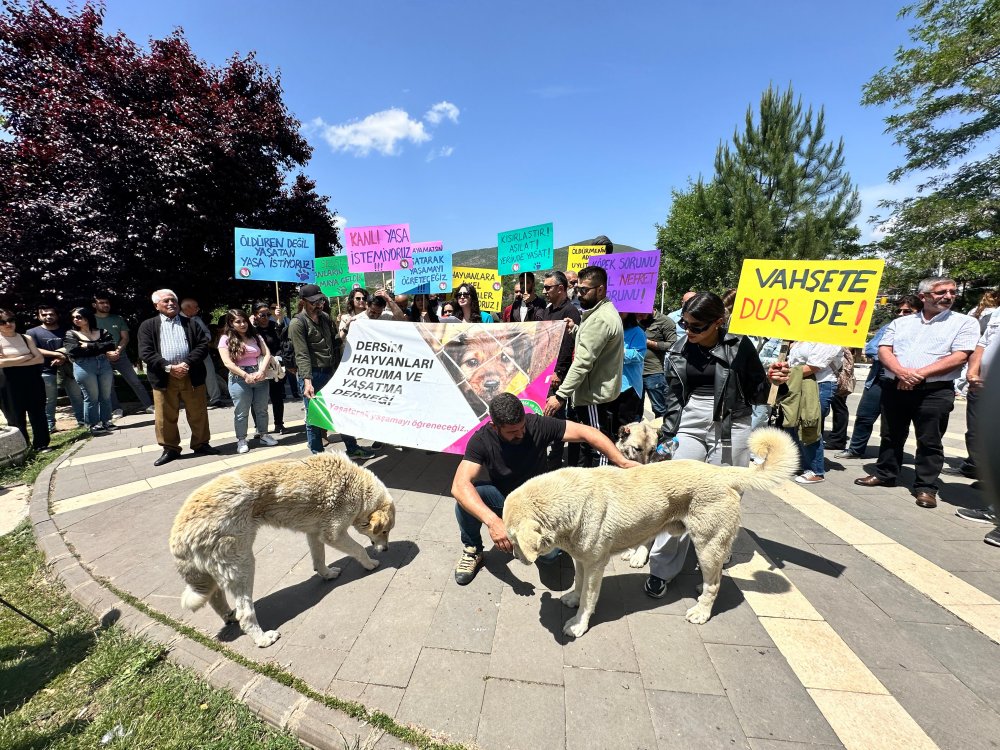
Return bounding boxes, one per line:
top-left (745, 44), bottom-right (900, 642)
top-left (788, 341), bottom-right (843, 383)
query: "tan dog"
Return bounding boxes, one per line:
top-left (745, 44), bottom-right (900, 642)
top-left (503, 427), bottom-right (798, 638)
top-left (169, 452), bottom-right (396, 647)
top-left (615, 419), bottom-right (661, 464)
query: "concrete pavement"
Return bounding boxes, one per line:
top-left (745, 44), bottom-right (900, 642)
top-left (28, 391), bottom-right (1000, 750)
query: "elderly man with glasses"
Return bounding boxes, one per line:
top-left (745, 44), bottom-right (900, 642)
top-left (855, 277), bottom-right (981, 508)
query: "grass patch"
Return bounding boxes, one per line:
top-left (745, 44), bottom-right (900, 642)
top-left (0, 521), bottom-right (304, 749)
top-left (0, 427), bottom-right (88, 487)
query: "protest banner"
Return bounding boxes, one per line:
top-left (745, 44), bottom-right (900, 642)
top-left (315, 256), bottom-right (365, 298)
top-left (588, 250), bottom-right (661, 313)
top-left (568, 245), bottom-right (606, 274)
top-left (234, 227), bottom-right (315, 283)
top-left (309, 320), bottom-right (564, 452)
top-left (452, 266), bottom-right (503, 313)
top-left (343, 223), bottom-right (412, 273)
top-left (394, 241), bottom-right (452, 295)
top-left (497, 222), bottom-right (554, 276)
top-left (728, 259), bottom-right (886, 347)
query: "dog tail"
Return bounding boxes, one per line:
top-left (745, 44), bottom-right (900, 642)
top-left (728, 427), bottom-right (800, 492)
top-left (177, 561), bottom-right (219, 612)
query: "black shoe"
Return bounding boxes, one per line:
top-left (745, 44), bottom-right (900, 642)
top-left (644, 575), bottom-right (668, 599)
top-left (206, 401), bottom-right (221, 410)
top-left (942, 466), bottom-right (977, 479)
top-left (985, 528), bottom-right (1000, 548)
top-left (956, 507), bottom-right (997, 524)
top-left (275, 424), bottom-right (286, 435)
top-left (153, 449), bottom-right (180, 467)
top-left (193, 444), bottom-right (220, 455)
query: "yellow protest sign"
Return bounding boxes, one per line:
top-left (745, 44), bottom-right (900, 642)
top-left (567, 245), bottom-right (606, 274)
top-left (729, 259), bottom-right (885, 347)
top-left (452, 266), bottom-right (502, 313)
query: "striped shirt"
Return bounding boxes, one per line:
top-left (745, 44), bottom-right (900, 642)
top-left (158, 314), bottom-right (190, 365)
top-left (880, 308), bottom-right (980, 381)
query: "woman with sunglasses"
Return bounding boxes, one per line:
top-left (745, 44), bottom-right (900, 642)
top-left (64, 306), bottom-right (117, 435)
top-left (454, 283), bottom-right (493, 323)
top-left (218, 309), bottom-right (278, 454)
top-left (338, 288), bottom-right (370, 341)
top-left (406, 294), bottom-right (440, 323)
top-left (643, 291), bottom-right (769, 598)
top-left (0, 308), bottom-right (51, 451)
top-left (439, 302), bottom-right (460, 322)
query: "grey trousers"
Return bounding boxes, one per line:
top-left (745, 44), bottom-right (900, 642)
top-left (649, 393), bottom-right (752, 581)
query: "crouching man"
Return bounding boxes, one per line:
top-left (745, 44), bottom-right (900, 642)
top-left (452, 392), bottom-right (638, 585)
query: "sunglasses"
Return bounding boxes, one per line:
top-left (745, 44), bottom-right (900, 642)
top-left (679, 318), bottom-right (713, 334)
top-left (0, 318), bottom-right (15, 324)
top-left (575, 285), bottom-right (595, 294)
top-left (456, 292), bottom-right (471, 298)
top-left (71, 315), bottom-right (85, 320)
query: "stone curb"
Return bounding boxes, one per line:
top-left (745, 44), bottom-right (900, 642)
top-left (28, 444), bottom-right (386, 750)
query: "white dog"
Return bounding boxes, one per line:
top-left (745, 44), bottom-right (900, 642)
top-left (503, 427), bottom-right (798, 638)
top-left (169, 452), bottom-right (396, 647)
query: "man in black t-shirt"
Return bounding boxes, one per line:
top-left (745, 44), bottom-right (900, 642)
top-left (452, 392), bottom-right (636, 585)
top-left (26, 305), bottom-right (85, 431)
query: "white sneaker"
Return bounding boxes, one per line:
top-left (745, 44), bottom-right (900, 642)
top-left (795, 470), bottom-right (825, 484)
top-left (144, 405), bottom-right (155, 414)
top-left (111, 409), bottom-right (124, 420)
top-left (257, 433), bottom-right (278, 447)
top-left (236, 439), bottom-right (249, 454)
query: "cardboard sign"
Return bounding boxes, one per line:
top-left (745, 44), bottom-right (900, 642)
top-left (309, 320), bottom-right (564, 452)
top-left (497, 222), bottom-right (554, 276)
top-left (728, 259), bottom-right (886, 347)
top-left (394, 242), bottom-right (452, 295)
top-left (452, 266), bottom-right (503, 314)
top-left (587, 250), bottom-right (661, 313)
top-left (234, 227), bottom-right (315, 283)
top-left (315, 256), bottom-right (365, 298)
top-left (568, 245), bottom-right (606, 274)
top-left (343, 223), bottom-right (412, 272)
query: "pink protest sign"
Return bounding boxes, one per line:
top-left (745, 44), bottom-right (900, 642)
top-left (588, 250), bottom-right (661, 313)
top-left (344, 223), bottom-right (412, 272)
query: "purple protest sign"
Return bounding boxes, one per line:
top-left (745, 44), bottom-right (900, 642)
top-left (344, 223), bottom-right (412, 273)
top-left (588, 250), bottom-right (661, 313)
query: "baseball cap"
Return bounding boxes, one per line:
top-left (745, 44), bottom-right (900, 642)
top-left (299, 284), bottom-right (326, 303)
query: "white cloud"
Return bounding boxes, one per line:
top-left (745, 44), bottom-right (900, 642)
top-left (330, 214), bottom-right (347, 229)
top-left (308, 109), bottom-right (430, 157)
top-left (424, 101), bottom-right (460, 125)
top-left (426, 146), bottom-right (455, 162)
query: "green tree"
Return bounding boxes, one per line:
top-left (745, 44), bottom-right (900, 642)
top-left (655, 182), bottom-right (738, 304)
top-left (862, 0), bottom-right (1000, 283)
top-left (656, 85), bottom-right (861, 301)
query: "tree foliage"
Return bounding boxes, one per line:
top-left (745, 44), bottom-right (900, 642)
top-left (862, 0), bottom-right (1000, 284)
top-left (0, 1), bottom-right (339, 317)
top-left (656, 85), bottom-right (861, 302)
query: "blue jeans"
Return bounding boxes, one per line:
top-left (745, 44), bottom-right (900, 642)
top-left (299, 369), bottom-right (359, 454)
top-left (73, 357), bottom-right (114, 427)
top-left (456, 483), bottom-right (506, 551)
top-left (109, 352), bottom-right (153, 410)
top-left (41, 369), bottom-right (84, 428)
top-left (228, 366), bottom-right (270, 440)
top-left (793, 380), bottom-right (834, 476)
top-left (848, 379), bottom-right (883, 455)
top-left (643, 372), bottom-right (668, 418)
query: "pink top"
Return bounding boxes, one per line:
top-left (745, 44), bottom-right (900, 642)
top-left (218, 334), bottom-right (263, 368)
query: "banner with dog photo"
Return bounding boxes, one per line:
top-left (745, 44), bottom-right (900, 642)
top-left (309, 319), bottom-right (565, 453)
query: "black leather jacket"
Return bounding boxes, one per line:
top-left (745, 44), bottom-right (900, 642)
top-left (658, 330), bottom-right (769, 443)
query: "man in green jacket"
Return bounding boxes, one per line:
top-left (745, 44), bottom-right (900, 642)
top-left (543, 265), bottom-right (624, 466)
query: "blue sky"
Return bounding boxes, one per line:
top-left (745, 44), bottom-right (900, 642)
top-left (91, 1), bottom-right (914, 251)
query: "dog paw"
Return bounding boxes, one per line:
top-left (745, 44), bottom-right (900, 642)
top-left (315, 565), bottom-right (342, 580)
top-left (685, 604), bottom-right (711, 625)
top-left (620, 547), bottom-right (634, 561)
top-left (255, 630), bottom-right (281, 648)
top-left (560, 591), bottom-right (580, 608)
top-left (361, 557), bottom-right (380, 571)
top-left (628, 548), bottom-right (649, 568)
top-left (562, 616), bottom-right (589, 638)
top-left (224, 609), bottom-right (238, 625)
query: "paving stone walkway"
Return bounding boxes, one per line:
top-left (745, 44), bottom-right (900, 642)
top-left (28, 391), bottom-right (1000, 750)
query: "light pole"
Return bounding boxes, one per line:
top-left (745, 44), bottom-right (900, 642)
top-left (660, 280), bottom-right (667, 314)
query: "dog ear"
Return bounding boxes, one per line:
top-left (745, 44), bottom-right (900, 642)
top-left (368, 504), bottom-right (394, 535)
top-left (617, 425), bottom-right (630, 441)
top-left (516, 521), bottom-right (553, 563)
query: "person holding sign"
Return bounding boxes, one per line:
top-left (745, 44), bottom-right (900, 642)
top-left (643, 292), bottom-right (770, 597)
top-left (781, 340), bottom-right (843, 484)
top-left (854, 277), bottom-right (981, 508)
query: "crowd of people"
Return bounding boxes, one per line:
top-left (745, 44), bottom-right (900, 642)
top-left (1, 244), bottom-right (996, 567)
